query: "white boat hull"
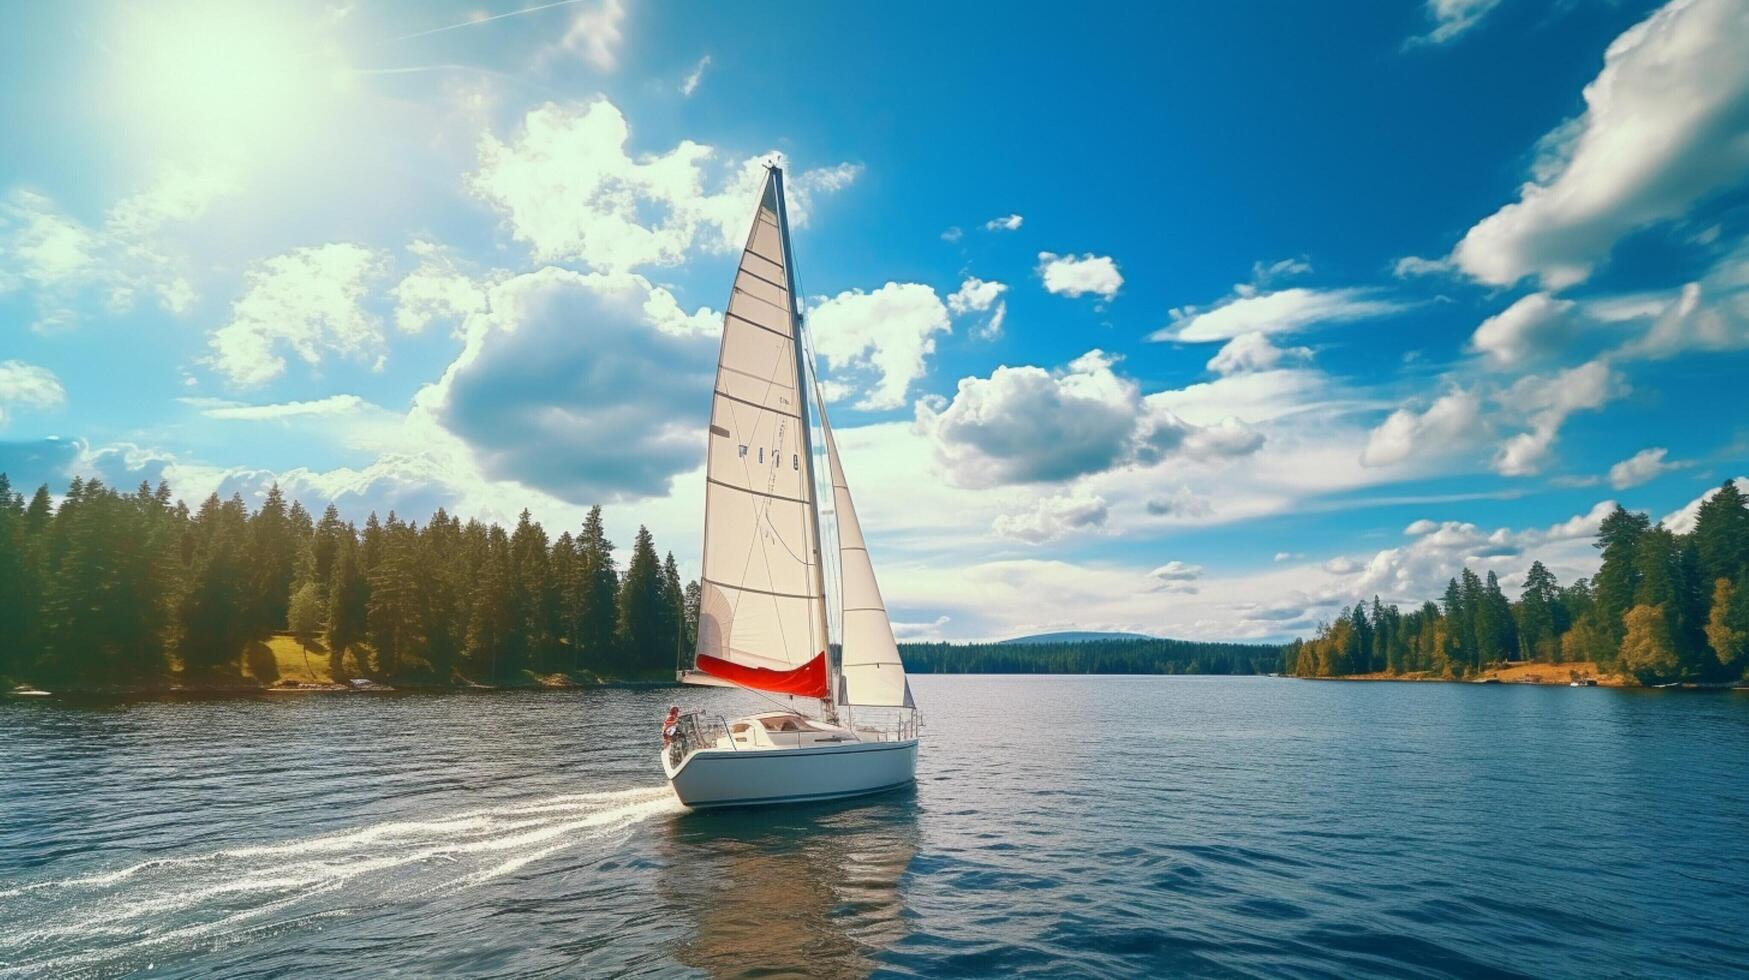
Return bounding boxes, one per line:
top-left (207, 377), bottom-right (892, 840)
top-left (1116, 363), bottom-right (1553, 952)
top-left (663, 739), bottom-right (917, 809)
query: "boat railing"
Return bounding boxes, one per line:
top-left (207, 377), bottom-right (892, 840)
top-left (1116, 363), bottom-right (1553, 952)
top-left (669, 712), bottom-right (732, 767)
top-left (846, 707), bottom-right (921, 742)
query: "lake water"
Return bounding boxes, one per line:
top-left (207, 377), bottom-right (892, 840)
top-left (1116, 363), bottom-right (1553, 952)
top-left (2, 676), bottom-right (1746, 978)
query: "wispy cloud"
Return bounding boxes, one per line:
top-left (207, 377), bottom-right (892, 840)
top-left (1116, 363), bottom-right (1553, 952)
top-left (681, 55), bottom-right (711, 96)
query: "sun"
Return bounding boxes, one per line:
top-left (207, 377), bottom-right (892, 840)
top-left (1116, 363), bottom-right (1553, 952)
top-left (108, 1), bottom-right (353, 163)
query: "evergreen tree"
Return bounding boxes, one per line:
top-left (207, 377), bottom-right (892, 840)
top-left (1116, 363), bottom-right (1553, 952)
top-left (616, 526), bottom-right (665, 674)
top-left (1594, 505), bottom-right (1650, 642)
top-left (683, 579), bottom-right (702, 651)
top-left (1692, 480), bottom-right (1749, 586)
top-left (178, 506), bottom-right (251, 674)
top-left (508, 509), bottom-right (551, 673)
top-left (420, 509), bottom-right (466, 682)
top-left (1476, 571), bottom-right (1516, 664)
top-left (288, 580), bottom-right (324, 679)
top-left (466, 525), bottom-right (515, 680)
top-left (1517, 561), bottom-right (1560, 661)
top-left (367, 515), bottom-right (423, 678)
top-left (551, 530), bottom-right (582, 670)
top-left (1459, 569), bottom-right (1485, 671)
top-left (575, 506), bottom-right (619, 671)
top-left (327, 532), bottom-right (367, 679)
top-left (661, 552), bottom-right (686, 671)
top-left (248, 484), bottom-right (297, 633)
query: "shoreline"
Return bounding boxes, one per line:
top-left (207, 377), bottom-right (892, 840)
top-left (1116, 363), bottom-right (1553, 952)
top-left (1298, 661), bottom-right (1632, 687)
top-left (6, 675), bottom-right (681, 699)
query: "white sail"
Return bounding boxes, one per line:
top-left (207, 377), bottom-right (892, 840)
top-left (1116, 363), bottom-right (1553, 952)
top-left (820, 412), bottom-right (913, 708)
top-left (687, 171), bottom-right (830, 698)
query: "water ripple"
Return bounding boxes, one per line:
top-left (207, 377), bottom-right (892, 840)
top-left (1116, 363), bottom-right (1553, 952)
top-left (2, 680), bottom-right (1748, 977)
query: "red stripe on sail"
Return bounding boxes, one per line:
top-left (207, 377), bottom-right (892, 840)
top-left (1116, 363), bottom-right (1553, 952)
top-left (696, 651), bottom-right (828, 698)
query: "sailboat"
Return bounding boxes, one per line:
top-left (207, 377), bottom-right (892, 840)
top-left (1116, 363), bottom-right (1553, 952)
top-left (661, 166), bottom-right (919, 809)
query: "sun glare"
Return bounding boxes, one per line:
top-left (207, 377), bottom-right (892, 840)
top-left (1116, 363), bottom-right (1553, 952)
top-left (110, 2), bottom-right (351, 162)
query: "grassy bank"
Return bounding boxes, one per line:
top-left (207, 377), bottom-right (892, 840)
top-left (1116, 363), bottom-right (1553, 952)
top-left (1309, 661), bottom-right (1629, 686)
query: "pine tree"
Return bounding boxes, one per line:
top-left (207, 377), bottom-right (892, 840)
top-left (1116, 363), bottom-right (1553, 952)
top-left (249, 484), bottom-right (297, 633)
top-left (366, 515), bottom-right (422, 678)
top-left (466, 525), bottom-right (515, 680)
top-left (683, 579), bottom-right (702, 651)
top-left (575, 506), bottom-right (618, 671)
top-left (508, 509), bottom-right (551, 673)
top-left (1594, 506), bottom-right (1650, 642)
top-left (661, 552), bottom-right (685, 671)
top-left (616, 526), bottom-right (664, 674)
top-left (327, 531), bottom-right (367, 679)
top-left (1693, 480), bottom-right (1749, 586)
top-left (1459, 569), bottom-right (1485, 671)
top-left (288, 580), bottom-right (324, 679)
top-left (419, 509), bottom-right (465, 682)
top-left (310, 503), bottom-right (346, 610)
top-left (1517, 561), bottom-right (1560, 661)
top-left (178, 507), bottom-right (251, 674)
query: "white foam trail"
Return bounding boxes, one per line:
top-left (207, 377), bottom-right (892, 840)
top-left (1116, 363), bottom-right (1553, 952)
top-left (0, 786), bottom-right (680, 978)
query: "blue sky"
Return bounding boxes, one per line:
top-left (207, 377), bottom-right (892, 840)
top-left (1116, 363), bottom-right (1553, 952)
top-left (2, 0), bottom-right (1746, 641)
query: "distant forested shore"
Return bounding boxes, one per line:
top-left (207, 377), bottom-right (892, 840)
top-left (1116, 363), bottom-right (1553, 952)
top-left (900, 638), bottom-right (1282, 675)
top-left (1284, 482), bottom-right (1749, 688)
top-left (0, 474), bottom-right (700, 693)
top-left (4, 472), bottom-right (1745, 696)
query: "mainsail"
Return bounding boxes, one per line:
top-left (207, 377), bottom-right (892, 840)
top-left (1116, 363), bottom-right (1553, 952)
top-left (819, 411), bottom-right (913, 708)
top-left (687, 169), bottom-right (830, 699)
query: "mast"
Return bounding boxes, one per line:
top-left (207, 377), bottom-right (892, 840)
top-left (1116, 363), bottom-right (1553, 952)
top-left (771, 167), bottom-right (838, 724)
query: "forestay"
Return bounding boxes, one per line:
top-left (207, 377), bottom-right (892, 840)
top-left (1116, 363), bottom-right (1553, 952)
top-left (688, 172), bottom-right (829, 698)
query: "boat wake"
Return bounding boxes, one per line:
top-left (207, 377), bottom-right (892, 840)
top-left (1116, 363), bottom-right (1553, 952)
top-left (0, 786), bottom-right (680, 977)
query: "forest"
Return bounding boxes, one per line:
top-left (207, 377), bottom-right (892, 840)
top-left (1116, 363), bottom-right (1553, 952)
top-left (0, 474), bottom-right (698, 689)
top-left (5, 472), bottom-right (1745, 692)
top-left (900, 637), bottom-right (1282, 675)
top-left (1285, 482), bottom-right (1749, 686)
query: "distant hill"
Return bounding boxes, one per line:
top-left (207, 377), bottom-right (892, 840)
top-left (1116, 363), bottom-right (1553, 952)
top-left (998, 630), bottom-right (1158, 645)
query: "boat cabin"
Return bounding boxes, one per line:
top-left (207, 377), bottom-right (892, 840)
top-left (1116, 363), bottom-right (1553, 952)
top-left (726, 712), bottom-right (852, 750)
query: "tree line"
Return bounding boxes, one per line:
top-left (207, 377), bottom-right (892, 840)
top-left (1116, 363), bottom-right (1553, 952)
top-left (900, 637), bottom-right (1284, 675)
top-left (1285, 481), bottom-right (1749, 686)
top-left (0, 474), bottom-right (701, 688)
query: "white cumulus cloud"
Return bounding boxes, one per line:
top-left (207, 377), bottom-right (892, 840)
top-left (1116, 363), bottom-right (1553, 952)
top-left (205, 243), bottom-right (391, 387)
top-left (1608, 447), bottom-right (1681, 489)
top-left (1492, 358), bottom-right (1624, 476)
top-left (917, 350), bottom-right (1262, 488)
top-left (992, 490), bottom-right (1110, 543)
top-left (470, 99), bottom-right (858, 272)
top-left (808, 282), bottom-right (951, 410)
top-left (1037, 252), bottom-right (1122, 300)
top-left (1360, 388), bottom-right (1485, 467)
top-left (0, 360), bottom-right (67, 425)
top-left (1470, 292), bottom-right (1577, 367)
top-left (392, 240), bottom-right (490, 335)
top-left (947, 276), bottom-right (1008, 340)
top-left (1206, 332), bottom-right (1312, 376)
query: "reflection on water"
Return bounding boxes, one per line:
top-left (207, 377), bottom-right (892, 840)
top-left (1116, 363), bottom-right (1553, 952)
top-left (661, 791), bottom-right (920, 979)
